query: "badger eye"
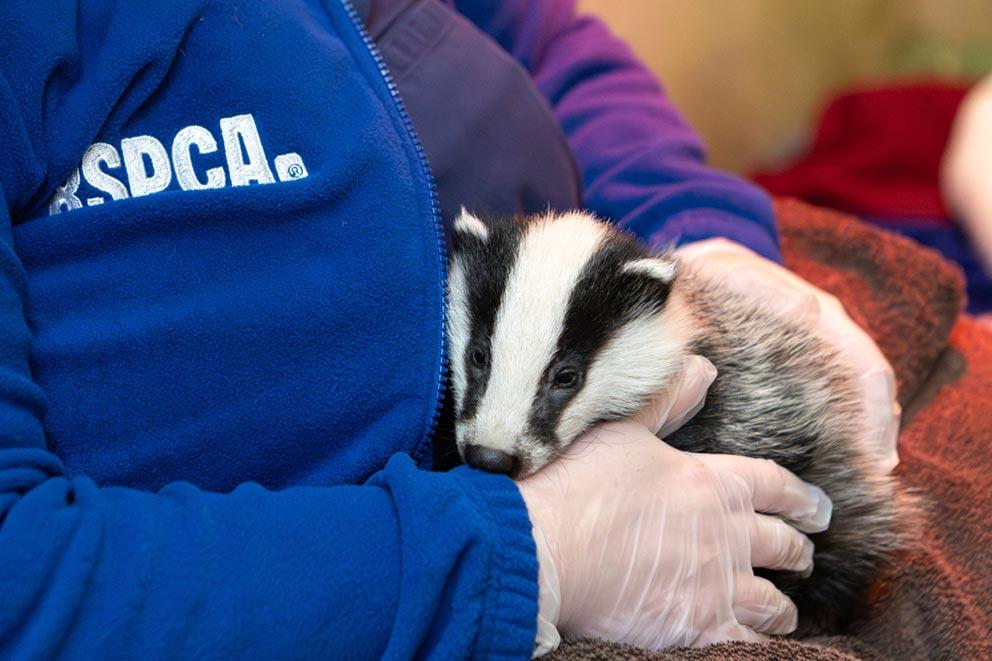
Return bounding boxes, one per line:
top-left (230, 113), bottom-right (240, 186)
top-left (551, 368), bottom-right (581, 390)
top-left (470, 346), bottom-right (489, 369)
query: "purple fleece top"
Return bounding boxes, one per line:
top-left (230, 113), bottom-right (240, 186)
top-left (453, 0), bottom-right (781, 262)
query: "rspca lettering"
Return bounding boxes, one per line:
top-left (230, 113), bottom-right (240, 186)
top-left (49, 113), bottom-right (308, 215)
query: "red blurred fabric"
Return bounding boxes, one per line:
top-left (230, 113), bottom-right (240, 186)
top-left (754, 83), bottom-right (972, 224)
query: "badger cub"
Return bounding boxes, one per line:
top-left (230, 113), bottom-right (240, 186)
top-left (447, 209), bottom-right (908, 635)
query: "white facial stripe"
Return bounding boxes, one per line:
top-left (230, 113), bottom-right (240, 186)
top-left (454, 207), bottom-right (490, 241)
top-left (471, 212), bottom-right (609, 451)
top-left (555, 307), bottom-right (691, 443)
top-left (623, 257), bottom-right (677, 282)
top-left (446, 255), bottom-right (472, 413)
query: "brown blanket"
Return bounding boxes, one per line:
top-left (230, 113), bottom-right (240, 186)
top-left (550, 199), bottom-right (992, 660)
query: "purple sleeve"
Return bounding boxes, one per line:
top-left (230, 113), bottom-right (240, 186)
top-left (453, 0), bottom-right (781, 261)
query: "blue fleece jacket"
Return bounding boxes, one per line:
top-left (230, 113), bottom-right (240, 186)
top-left (0, 0), bottom-right (777, 658)
top-left (0, 1), bottom-right (538, 657)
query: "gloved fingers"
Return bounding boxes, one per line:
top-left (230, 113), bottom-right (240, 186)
top-left (732, 576), bottom-right (799, 636)
top-left (722, 266), bottom-right (822, 328)
top-left (674, 236), bottom-right (753, 262)
top-left (816, 302), bottom-right (901, 472)
top-left (692, 620), bottom-right (768, 648)
top-left (642, 355), bottom-right (717, 437)
top-left (748, 513), bottom-right (814, 574)
top-left (775, 289), bottom-right (821, 330)
top-left (677, 240), bottom-right (823, 325)
top-left (856, 367), bottom-right (902, 472)
top-left (701, 454), bottom-right (832, 533)
top-left (815, 296), bottom-right (889, 383)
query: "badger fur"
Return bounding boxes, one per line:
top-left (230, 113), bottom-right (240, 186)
top-left (446, 209), bottom-right (910, 635)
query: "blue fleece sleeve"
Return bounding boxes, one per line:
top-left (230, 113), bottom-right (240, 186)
top-left (0, 449), bottom-right (537, 658)
top-left (454, 0), bottom-right (781, 262)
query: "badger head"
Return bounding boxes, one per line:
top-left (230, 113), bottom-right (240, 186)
top-left (446, 209), bottom-right (690, 478)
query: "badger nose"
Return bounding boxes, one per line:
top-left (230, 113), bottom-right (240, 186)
top-left (464, 445), bottom-right (518, 475)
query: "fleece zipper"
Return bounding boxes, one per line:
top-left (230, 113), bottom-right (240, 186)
top-left (339, 0), bottom-right (449, 470)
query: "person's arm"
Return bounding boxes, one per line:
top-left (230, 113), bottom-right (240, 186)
top-left (0, 455), bottom-right (538, 659)
top-left (0, 408), bottom-right (537, 658)
top-left (454, 0), bottom-right (781, 262)
top-left (0, 90), bottom-right (536, 659)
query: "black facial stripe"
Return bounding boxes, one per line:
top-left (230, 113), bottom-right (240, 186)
top-left (528, 231), bottom-right (674, 441)
top-left (453, 219), bottom-right (522, 421)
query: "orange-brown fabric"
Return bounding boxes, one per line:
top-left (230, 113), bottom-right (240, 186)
top-left (551, 199), bottom-right (992, 660)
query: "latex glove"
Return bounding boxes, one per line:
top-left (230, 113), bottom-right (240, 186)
top-left (630, 354), bottom-right (719, 438)
top-left (676, 238), bottom-right (900, 473)
top-left (519, 419), bottom-right (831, 655)
top-left (942, 73), bottom-right (992, 274)
top-left (528, 354), bottom-right (717, 655)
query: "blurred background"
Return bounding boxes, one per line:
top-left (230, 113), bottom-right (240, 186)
top-left (580, 0), bottom-right (992, 173)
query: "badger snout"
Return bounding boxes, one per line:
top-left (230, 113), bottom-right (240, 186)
top-left (464, 445), bottom-right (519, 476)
top-left (455, 419), bottom-right (556, 478)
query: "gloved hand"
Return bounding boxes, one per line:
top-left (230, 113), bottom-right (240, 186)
top-left (942, 73), bottom-right (992, 274)
top-left (676, 238), bottom-right (900, 473)
top-left (518, 357), bottom-right (832, 655)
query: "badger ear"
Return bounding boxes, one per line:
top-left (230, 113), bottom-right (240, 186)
top-left (453, 207), bottom-right (490, 244)
top-left (621, 256), bottom-right (678, 284)
top-left (618, 256), bottom-right (679, 310)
